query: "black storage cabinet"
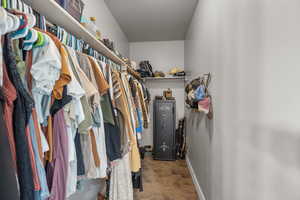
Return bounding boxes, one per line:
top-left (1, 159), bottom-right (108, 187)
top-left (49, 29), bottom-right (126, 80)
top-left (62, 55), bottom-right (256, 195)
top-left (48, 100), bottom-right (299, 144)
top-left (153, 99), bottom-right (176, 161)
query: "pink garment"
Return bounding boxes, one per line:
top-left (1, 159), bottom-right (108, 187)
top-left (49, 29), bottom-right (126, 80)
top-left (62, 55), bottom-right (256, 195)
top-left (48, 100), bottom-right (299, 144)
top-left (47, 109), bottom-right (69, 200)
top-left (198, 97), bottom-right (211, 114)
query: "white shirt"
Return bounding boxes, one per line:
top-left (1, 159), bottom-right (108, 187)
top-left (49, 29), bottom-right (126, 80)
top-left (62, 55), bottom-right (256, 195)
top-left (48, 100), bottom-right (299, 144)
top-left (31, 34), bottom-right (61, 124)
top-left (64, 108), bottom-right (78, 198)
top-left (31, 34), bottom-right (61, 95)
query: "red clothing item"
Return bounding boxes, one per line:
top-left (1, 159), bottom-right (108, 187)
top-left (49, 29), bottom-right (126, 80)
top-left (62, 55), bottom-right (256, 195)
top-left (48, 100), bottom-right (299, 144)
top-left (2, 61), bottom-right (17, 169)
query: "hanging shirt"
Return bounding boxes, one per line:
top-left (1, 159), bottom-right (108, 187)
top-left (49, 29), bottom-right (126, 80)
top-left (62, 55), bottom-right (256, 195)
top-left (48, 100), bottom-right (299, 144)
top-left (129, 78), bottom-right (143, 136)
top-left (135, 80), bottom-right (149, 127)
top-left (87, 108), bottom-right (108, 179)
top-left (76, 54), bottom-right (108, 178)
top-left (46, 109), bottom-right (69, 200)
top-left (31, 34), bottom-right (61, 124)
top-left (10, 37), bottom-right (43, 193)
top-left (88, 57), bottom-right (109, 95)
top-left (0, 87), bottom-right (19, 200)
top-left (63, 103), bottom-right (78, 198)
top-left (28, 115), bottom-right (50, 200)
top-left (30, 33), bottom-right (61, 162)
top-left (65, 46), bottom-right (94, 134)
top-left (45, 32), bottom-right (72, 100)
top-left (121, 73), bottom-right (138, 133)
top-left (2, 58), bottom-right (17, 169)
top-left (112, 70), bottom-right (141, 172)
top-left (109, 153), bottom-right (134, 200)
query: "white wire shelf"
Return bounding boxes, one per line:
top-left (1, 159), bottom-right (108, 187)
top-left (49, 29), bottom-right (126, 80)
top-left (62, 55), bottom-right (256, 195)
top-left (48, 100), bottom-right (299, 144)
top-left (28, 0), bottom-right (126, 66)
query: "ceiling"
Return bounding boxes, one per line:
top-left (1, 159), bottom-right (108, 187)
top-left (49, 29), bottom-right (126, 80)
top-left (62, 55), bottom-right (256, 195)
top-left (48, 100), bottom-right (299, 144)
top-left (104, 0), bottom-right (198, 42)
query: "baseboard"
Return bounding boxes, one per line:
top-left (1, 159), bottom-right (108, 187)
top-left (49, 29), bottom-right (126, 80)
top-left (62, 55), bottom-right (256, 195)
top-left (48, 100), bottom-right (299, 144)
top-left (186, 156), bottom-right (207, 200)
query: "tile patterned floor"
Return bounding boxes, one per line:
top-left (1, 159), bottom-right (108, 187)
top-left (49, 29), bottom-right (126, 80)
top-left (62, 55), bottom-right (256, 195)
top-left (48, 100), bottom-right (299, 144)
top-left (134, 156), bottom-right (198, 200)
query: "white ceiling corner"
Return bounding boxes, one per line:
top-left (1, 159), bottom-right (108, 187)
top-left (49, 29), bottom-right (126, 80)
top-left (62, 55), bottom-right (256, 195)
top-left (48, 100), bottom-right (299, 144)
top-left (104, 0), bottom-right (198, 42)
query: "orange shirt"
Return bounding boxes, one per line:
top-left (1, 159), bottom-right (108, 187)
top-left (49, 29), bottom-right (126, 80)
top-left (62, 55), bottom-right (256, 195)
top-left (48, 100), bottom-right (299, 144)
top-left (46, 33), bottom-right (72, 100)
top-left (90, 129), bottom-right (100, 167)
top-left (88, 57), bottom-right (109, 95)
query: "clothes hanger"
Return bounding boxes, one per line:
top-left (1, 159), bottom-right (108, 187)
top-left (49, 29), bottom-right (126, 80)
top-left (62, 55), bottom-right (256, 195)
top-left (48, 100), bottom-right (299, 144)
top-left (57, 26), bottom-right (61, 41)
top-left (10, 13), bottom-right (29, 39)
top-left (33, 31), bottom-right (44, 47)
top-left (0, 7), bottom-right (8, 35)
top-left (71, 34), bottom-right (74, 49)
top-left (20, 0), bottom-right (24, 13)
top-left (2, 0), bottom-right (7, 9)
top-left (23, 29), bottom-right (38, 50)
top-left (62, 29), bottom-right (68, 44)
top-left (76, 38), bottom-right (82, 51)
top-left (10, 10), bottom-right (28, 29)
top-left (56, 26), bottom-right (61, 41)
top-left (7, 12), bottom-right (20, 32)
top-left (75, 38), bottom-right (79, 51)
top-left (71, 35), bottom-right (75, 49)
top-left (7, 0), bottom-right (10, 9)
top-left (26, 13), bottom-right (36, 29)
top-left (11, 0), bottom-right (17, 10)
top-left (59, 27), bottom-right (63, 42)
top-left (66, 32), bottom-right (70, 46)
top-left (67, 32), bottom-right (71, 47)
top-left (20, 10), bottom-right (36, 48)
top-left (43, 33), bottom-right (49, 46)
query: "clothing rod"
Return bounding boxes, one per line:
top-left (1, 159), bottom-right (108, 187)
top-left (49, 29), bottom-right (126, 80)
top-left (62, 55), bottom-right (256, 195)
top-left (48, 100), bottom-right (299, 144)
top-left (186, 72), bottom-right (211, 82)
top-left (45, 20), bottom-right (141, 80)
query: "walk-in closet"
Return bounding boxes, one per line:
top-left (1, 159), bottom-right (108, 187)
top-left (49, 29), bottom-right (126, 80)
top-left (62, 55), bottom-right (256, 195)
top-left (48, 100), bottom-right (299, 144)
top-left (0, 0), bottom-right (299, 200)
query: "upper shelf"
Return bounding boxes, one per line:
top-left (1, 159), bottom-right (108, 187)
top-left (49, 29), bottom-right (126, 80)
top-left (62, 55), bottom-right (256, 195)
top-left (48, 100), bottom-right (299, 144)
top-left (29, 0), bottom-right (126, 66)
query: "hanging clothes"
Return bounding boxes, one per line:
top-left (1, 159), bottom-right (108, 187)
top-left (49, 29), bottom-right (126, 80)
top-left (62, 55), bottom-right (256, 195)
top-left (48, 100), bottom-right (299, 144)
top-left (46, 109), bottom-right (69, 200)
top-left (111, 70), bottom-right (141, 173)
top-left (0, 87), bottom-right (19, 200)
top-left (4, 33), bottom-right (35, 200)
top-left (2, 48), bottom-right (17, 169)
top-left (0, 7), bottom-right (151, 200)
top-left (135, 80), bottom-right (149, 128)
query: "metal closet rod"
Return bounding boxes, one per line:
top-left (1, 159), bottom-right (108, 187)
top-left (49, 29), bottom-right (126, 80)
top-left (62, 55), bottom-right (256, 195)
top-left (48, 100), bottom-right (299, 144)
top-left (45, 20), bottom-right (142, 80)
top-left (187, 72), bottom-right (211, 82)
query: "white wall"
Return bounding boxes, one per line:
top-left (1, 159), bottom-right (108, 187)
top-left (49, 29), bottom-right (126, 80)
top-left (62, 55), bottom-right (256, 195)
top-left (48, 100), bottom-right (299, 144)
top-left (82, 0), bottom-right (129, 57)
top-left (185, 0), bottom-right (300, 200)
top-left (130, 41), bottom-right (185, 146)
top-left (130, 41), bottom-right (184, 72)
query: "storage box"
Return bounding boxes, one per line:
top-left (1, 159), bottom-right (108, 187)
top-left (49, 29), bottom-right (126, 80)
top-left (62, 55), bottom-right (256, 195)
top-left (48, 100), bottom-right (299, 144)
top-left (55, 0), bottom-right (84, 22)
top-left (163, 88), bottom-right (173, 99)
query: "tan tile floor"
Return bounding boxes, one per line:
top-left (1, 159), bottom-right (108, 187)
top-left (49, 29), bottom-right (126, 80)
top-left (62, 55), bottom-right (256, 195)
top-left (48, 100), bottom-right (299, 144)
top-left (134, 156), bottom-right (198, 200)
